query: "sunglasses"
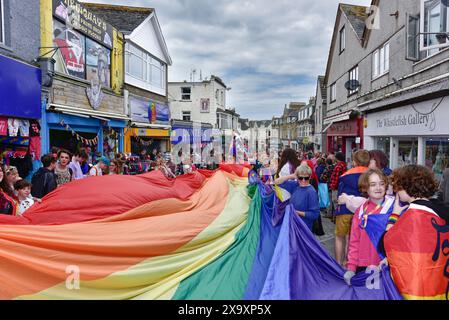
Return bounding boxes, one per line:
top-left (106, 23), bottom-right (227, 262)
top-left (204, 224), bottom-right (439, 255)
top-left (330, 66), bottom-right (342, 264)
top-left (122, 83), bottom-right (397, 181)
top-left (297, 176), bottom-right (310, 181)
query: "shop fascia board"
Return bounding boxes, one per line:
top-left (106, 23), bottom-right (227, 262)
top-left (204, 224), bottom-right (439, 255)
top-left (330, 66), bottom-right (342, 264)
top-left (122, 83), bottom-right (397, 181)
top-left (48, 103), bottom-right (131, 121)
top-left (359, 73), bottom-right (449, 113)
top-left (323, 110), bottom-right (354, 125)
top-left (131, 122), bottom-right (170, 130)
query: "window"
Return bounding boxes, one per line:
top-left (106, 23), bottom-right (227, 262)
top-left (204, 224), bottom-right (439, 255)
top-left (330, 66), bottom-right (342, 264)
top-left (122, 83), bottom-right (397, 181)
top-left (125, 42), bottom-right (166, 90)
top-left (0, 0), bottom-right (4, 44)
top-left (339, 26), bottom-right (345, 53)
top-left (215, 89), bottom-right (219, 103)
top-left (348, 65), bottom-right (359, 95)
top-left (182, 111), bottom-right (191, 121)
top-left (330, 82), bottom-right (337, 102)
top-left (181, 87), bottom-right (191, 101)
top-left (407, 14), bottom-right (420, 61)
top-left (372, 43), bottom-right (389, 78)
top-left (421, 0), bottom-right (449, 51)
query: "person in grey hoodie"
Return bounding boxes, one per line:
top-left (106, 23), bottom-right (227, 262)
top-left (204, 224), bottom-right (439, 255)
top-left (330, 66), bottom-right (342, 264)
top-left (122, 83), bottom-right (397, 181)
top-left (438, 167), bottom-right (449, 205)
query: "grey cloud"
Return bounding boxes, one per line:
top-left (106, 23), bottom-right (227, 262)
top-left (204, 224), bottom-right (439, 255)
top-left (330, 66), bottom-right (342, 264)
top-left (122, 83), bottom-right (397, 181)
top-left (81, 0), bottom-right (371, 119)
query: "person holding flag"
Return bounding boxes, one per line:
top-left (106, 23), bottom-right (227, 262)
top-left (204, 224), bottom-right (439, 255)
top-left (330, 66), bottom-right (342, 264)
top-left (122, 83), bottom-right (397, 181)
top-left (343, 168), bottom-right (395, 285)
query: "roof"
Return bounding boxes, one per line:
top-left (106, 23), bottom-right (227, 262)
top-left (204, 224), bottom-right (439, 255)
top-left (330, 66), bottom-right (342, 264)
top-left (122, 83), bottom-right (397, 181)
top-left (318, 76), bottom-right (327, 101)
top-left (239, 118), bottom-right (250, 131)
top-left (340, 4), bottom-right (369, 40)
top-left (288, 109), bottom-right (298, 117)
top-left (82, 3), bottom-right (153, 34)
top-left (249, 120), bottom-right (272, 128)
top-left (324, 3), bottom-right (368, 84)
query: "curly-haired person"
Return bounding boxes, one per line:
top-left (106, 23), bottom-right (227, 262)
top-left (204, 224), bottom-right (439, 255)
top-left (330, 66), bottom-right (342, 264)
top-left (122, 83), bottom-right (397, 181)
top-left (378, 166), bottom-right (449, 299)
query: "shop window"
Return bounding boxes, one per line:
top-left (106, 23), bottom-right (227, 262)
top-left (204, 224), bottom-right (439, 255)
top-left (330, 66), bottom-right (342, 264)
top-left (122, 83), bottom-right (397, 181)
top-left (398, 138), bottom-right (418, 168)
top-left (376, 137), bottom-right (391, 160)
top-left (425, 137), bottom-right (449, 182)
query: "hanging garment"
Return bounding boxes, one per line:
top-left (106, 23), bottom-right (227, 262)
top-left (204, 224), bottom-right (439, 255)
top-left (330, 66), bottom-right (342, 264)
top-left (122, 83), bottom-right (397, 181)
top-left (29, 136), bottom-right (42, 161)
top-left (8, 119), bottom-right (19, 137)
top-left (18, 120), bottom-right (30, 137)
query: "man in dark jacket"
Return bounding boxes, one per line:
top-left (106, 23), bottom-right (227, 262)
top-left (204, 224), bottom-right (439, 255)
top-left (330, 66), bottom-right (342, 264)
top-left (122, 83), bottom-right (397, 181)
top-left (31, 154), bottom-right (57, 199)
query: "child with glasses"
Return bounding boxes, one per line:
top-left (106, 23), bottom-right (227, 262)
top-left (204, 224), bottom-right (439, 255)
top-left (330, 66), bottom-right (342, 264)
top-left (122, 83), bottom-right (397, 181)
top-left (274, 164), bottom-right (320, 231)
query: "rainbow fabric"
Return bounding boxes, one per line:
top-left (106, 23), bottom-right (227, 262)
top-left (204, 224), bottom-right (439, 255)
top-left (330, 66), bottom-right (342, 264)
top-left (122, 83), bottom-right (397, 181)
top-left (384, 204), bottom-right (449, 300)
top-left (0, 165), bottom-right (403, 300)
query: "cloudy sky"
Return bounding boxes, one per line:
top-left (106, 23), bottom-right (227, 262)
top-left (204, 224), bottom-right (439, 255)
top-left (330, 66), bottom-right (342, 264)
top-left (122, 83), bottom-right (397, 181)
top-left (82, 0), bottom-right (371, 120)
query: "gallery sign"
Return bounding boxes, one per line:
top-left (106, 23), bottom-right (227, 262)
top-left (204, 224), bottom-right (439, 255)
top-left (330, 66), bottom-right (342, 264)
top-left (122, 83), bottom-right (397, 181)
top-left (365, 97), bottom-right (449, 136)
top-left (53, 0), bottom-right (113, 49)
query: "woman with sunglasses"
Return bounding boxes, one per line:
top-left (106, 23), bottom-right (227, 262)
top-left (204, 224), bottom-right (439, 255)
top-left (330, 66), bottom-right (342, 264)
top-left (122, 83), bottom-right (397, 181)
top-left (0, 166), bottom-right (18, 216)
top-left (274, 164), bottom-right (320, 231)
top-left (343, 168), bottom-right (395, 285)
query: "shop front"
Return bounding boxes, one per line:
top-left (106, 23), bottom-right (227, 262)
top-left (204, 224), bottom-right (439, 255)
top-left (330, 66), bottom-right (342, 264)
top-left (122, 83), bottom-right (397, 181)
top-left (364, 97), bottom-right (449, 180)
top-left (124, 95), bottom-right (171, 155)
top-left (324, 115), bottom-right (364, 163)
top-left (41, 0), bottom-right (128, 160)
top-left (0, 53), bottom-right (42, 180)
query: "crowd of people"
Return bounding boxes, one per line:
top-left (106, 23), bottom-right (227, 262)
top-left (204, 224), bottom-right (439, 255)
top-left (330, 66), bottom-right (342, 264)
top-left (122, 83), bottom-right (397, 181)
top-left (1, 144), bottom-right (449, 294)
top-left (264, 147), bottom-right (449, 288)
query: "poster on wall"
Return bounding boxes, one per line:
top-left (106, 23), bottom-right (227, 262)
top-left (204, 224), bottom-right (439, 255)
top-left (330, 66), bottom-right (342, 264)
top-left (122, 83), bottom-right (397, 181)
top-left (53, 19), bottom-right (86, 79)
top-left (149, 102), bottom-right (170, 124)
top-left (86, 38), bottom-right (111, 88)
top-left (53, 0), bottom-right (113, 49)
top-left (200, 98), bottom-right (210, 113)
top-left (130, 96), bottom-right (150, 123)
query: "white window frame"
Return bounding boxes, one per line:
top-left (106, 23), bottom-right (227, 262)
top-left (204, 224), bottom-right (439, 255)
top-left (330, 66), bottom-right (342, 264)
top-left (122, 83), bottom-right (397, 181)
top-left (339, 26), bottom-right (346, 53)
top-left (0, 0), bottom-right (5, 45)
top-left (182, 111), bottom-right (191, 121)
top-left (181, 87), bottom-right (191, 101)
top-left (330, 82), bottom-right (337, 102)
top-left (420, 0), bottom-right (449, 51)
top-left (125, 42), bottom-right (167, 91)
top-left (348, 65), bottom-right (359, 95)
top-left (372, 42), bottom-right (390, 79)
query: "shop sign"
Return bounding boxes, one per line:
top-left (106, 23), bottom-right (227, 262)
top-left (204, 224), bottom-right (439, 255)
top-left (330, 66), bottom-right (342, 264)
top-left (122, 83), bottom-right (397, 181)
top-left (326, 119), bottom-right (358, 136)
top-left (0, 54), bottom-right (42, 119)
top-left (365, 97), bottom-right (449, 136)
top-left (53, 0), bottom-right (114, 49)
top-left (130, 97), bottom-right (170, 124)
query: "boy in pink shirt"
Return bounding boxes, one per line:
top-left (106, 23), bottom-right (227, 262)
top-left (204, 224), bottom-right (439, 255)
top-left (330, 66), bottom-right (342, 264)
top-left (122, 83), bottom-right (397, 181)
top-left (344, 168), bottom-right (395, 284)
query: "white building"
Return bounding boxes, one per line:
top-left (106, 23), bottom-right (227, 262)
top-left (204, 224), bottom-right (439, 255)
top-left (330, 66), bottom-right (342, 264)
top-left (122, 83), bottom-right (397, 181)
top-left (168, 75), bottom-right (229, 128)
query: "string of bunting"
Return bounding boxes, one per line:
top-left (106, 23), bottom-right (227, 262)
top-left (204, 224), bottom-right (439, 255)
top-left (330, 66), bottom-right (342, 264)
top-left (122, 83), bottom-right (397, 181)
top-left (133, 135), bottom-right (153, 147)
top-left (59, 119), bottom-right (100, 146)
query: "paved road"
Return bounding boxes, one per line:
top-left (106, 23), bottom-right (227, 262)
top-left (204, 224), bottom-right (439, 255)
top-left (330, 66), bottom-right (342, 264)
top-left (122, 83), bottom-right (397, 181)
top-left (316, 212), bottom-right (336, 259)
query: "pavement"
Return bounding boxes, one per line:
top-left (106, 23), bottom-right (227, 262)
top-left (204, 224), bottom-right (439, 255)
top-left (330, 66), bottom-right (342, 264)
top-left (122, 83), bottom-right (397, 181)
top-left (316, 211), bottom-right (336, 259)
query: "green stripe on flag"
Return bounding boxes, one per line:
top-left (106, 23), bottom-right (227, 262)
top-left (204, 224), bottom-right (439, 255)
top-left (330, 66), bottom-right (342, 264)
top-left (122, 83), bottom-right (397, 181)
top-left (172, 186), bottom-right (262, 300)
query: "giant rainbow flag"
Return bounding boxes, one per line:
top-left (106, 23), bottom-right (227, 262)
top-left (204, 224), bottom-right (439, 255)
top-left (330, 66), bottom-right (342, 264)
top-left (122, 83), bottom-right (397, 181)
top-left (0, 165), bottom-right (409, 300)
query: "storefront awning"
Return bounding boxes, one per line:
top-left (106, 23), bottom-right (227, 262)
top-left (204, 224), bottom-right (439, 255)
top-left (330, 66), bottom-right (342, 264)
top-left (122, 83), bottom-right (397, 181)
top-left (48, 104), bottom-right (131, 121)
top-left (131, 122), bottom-right (171, 130)
top-left (323, 110), bottom-right (354, 125)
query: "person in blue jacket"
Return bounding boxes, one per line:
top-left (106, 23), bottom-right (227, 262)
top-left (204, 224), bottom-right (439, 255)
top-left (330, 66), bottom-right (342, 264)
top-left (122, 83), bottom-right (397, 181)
top-left (274, 164), bottom-right (320, 231)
